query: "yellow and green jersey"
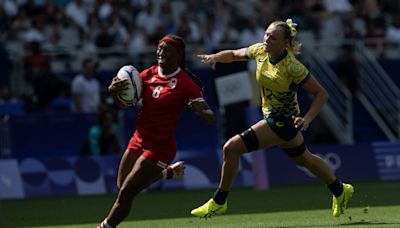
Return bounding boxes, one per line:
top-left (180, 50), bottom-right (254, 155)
top-left (246, 43), bottom-right (310, 118)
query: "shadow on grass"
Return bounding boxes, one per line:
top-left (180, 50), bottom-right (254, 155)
top-left (271, 221), bottom-right (400, 228)
top-left (341, 220), bottom-right (400, 226)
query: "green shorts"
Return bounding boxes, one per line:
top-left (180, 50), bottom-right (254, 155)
top-left (265, 116), bottom-right (300, 141)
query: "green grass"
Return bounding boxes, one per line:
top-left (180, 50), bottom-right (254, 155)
top-left (2, 181), bottom-right (400, 228)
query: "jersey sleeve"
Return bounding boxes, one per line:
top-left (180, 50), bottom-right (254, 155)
top-left (186, 78), bottom-right (203, 101)
top-left (139, 67), bottom-right (151, 79)
top-left (246, 43), bottom-right (263, 59)
top-left (287, 60), bottom-right (310, 85)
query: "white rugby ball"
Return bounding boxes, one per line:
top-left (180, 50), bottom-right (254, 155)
top-left (116, 65), bottom-right (143, 105)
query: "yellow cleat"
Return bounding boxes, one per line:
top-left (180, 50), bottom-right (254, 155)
top-left (332, 183), bottom-right (354, 217)
top-left (191, 198), bottom-right (227, 218)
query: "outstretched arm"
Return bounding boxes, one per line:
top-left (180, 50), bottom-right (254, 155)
top-left (197, 48), bottom-right (247, 69)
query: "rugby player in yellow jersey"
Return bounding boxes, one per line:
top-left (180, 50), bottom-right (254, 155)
top-left (191, 19), bottom-right (354, 218)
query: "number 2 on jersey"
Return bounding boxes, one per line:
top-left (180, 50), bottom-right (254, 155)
top-left (262, 86), bottom-right (273, 101)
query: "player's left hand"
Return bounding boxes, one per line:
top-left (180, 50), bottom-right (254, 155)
top-left (292, 116), bottom-right (310, 131)
top-left (108, 76), bottom-right (132, 109)
top-left (108, 76), bottom-right (130, 94)
top-left (189, 100), bottom-right (215, 124)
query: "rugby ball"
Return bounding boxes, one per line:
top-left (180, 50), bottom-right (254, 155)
top-left (116, 65), bottom-right (143, 105)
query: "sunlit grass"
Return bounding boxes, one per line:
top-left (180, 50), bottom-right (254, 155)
top-left (3, 181), bottom-right (400, 228)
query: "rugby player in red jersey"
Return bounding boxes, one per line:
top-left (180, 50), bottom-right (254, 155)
top-left (99, 34), bottom-right (215, 228)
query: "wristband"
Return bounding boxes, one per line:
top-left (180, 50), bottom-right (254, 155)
top-left (162, 166), bottom-right (173, 179)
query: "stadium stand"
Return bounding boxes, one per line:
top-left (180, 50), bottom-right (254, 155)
top-left (1, 0), bottom-right (400, 159)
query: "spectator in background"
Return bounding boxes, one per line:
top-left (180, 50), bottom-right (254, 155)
top-left (202, 15), bottom-right (224, 52)
top-left (24, 41), bottom-right (67, 111)
top-left (239, 17), bottom-right (265, 46)
top-left (386, 15), bottom-right (400, 48)
top-left (135, 1), bottom-right (160, 43)
top-left (24, 15), bottom-right (49, 49)
top-left (0, 5), bottom-right (11, 40)
top-left (343, 13), bottom-right (365, 39)
top-left (176, 12), bottom-right (202, 44)
top-left (65, 0), bottom-right (88, 33)
top-left (24, 41), bottom-right (50, 81)
top-left (158, 1), bottom-right (176, 35)
top-left (361, 0), bottom-right (381, 19)
top-left (71, 58), bottom-right (100, 113)
top-left (336, 44), bottom-right (359, 96)
top-left (108, 12), bottom-right (129, 47)
top-left (317, 0), bottom-right (353, 40)
top-left (127, 26), bottom-right (148, 69)
top-left (94, 21), bottom-right (116, 48)
top-left (0, 86), bottom-right (18, 104)
top-left (364, 17), bottom-right (387, 53)
top-left (0, 41), bottom-right (11, 87)
top-left (81, 106), bottom-right (121, 156)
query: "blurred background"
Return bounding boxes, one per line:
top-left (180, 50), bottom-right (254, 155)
top-left (0, 0), bottom-right (400, 200)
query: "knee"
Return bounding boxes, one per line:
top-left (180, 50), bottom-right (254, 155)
top-left (222, 138), bottom-right (240, 159)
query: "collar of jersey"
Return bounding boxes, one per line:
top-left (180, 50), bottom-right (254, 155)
top-left (268, 50), bottom-right (288, 66)
top-left (158, 66), bottom-right (181, 78)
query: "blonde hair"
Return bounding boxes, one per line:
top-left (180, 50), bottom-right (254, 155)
top-left (270, 19), bottom-right (302, 55)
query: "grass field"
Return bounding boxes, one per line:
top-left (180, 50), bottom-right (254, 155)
top-left (2, 181), bottom-right (400, 228)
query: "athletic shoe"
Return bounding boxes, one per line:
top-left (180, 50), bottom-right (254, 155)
top-left (191, 198), bottom-right (227, 218)
top-left (332, 183), bottom-right (354, 217)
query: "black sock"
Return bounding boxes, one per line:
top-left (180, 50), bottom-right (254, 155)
top-left (328, 179), bottom-right (343, 197)
top-left (212, 188), bottom-right (229, 205)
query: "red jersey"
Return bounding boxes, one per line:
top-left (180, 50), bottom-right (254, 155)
top-left (128, 66), bottom-right (203, 164)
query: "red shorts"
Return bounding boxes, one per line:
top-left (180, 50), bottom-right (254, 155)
top-left (127, 131), bottom-right (176, 168)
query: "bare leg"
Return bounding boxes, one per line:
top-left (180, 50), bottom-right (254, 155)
top-left (219, 120), bottom-right (284, 191)
top-left (219, 135), bottom-right (246, 191)
top-left (291, 149), bottom-right (336, 184)
top-left (117, 150), bottom-right (138, 189)
top-left (280, 133), bottom-right (336, 184)
top-left (106, 156), bottom-right (163, 227)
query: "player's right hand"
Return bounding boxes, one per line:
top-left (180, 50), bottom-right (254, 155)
top-left (108, 76), bottom-right (129, 95)
top-left (197, 54), bottom-right (216, 69)
top-left (109, 77), bottom-right (132, 109)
